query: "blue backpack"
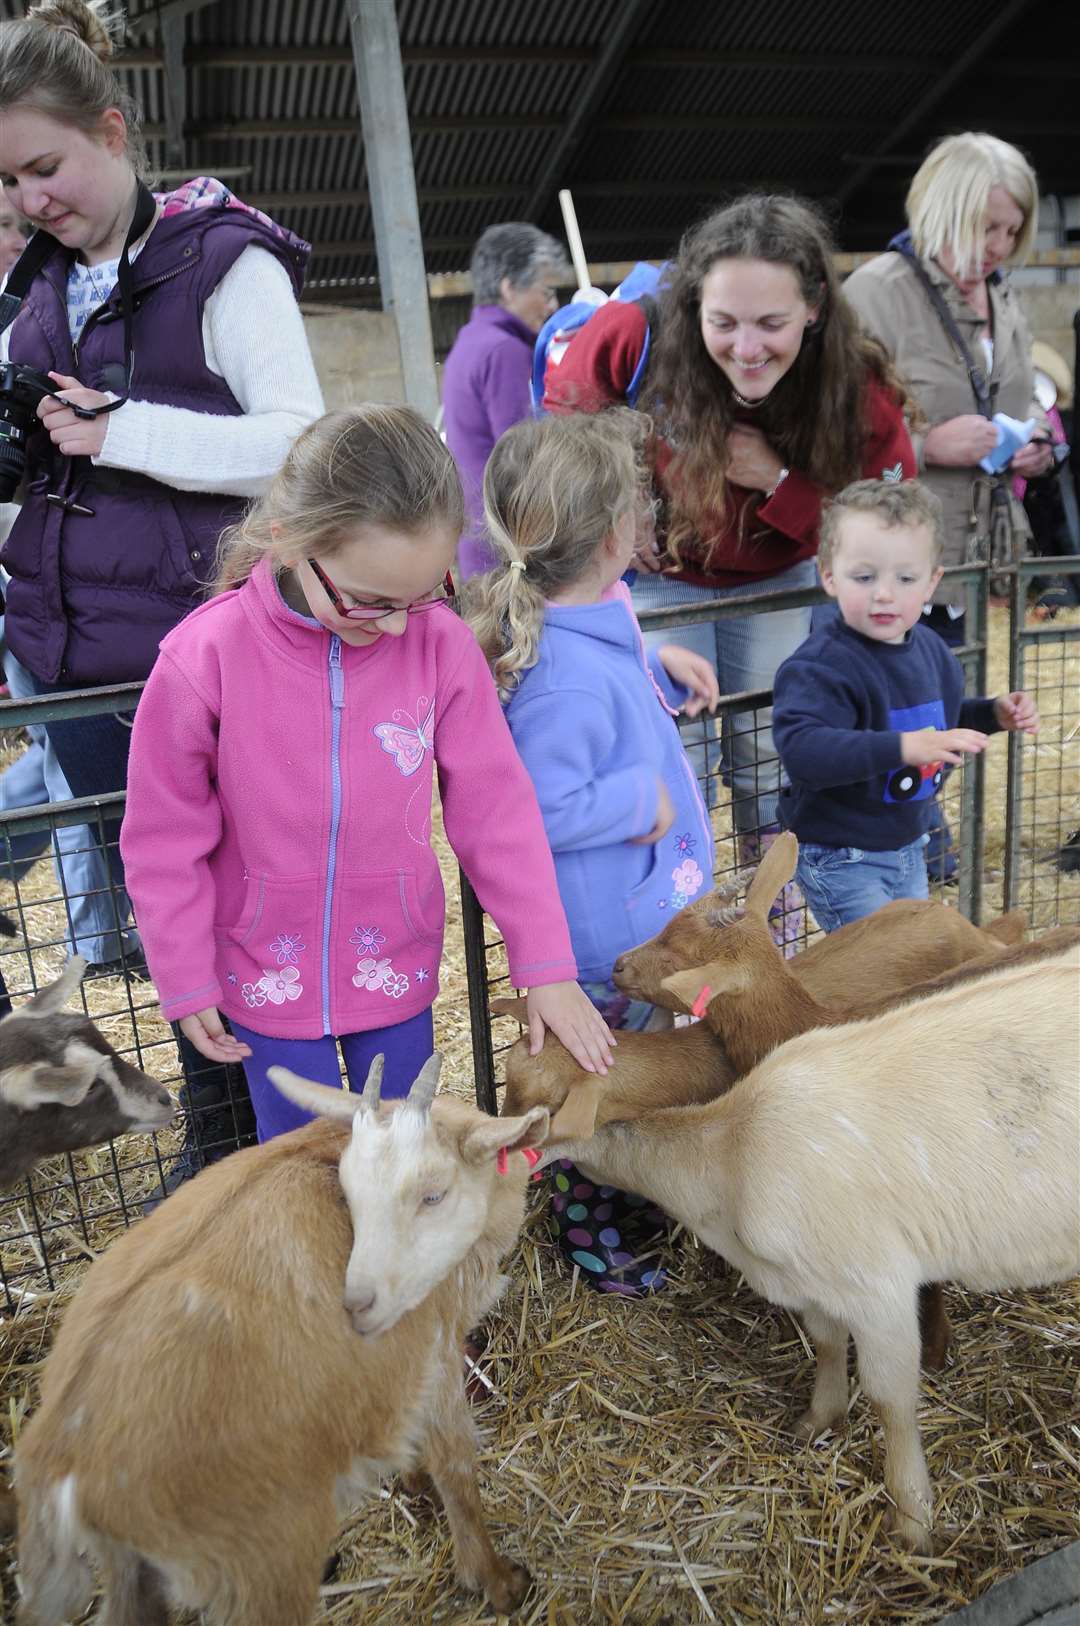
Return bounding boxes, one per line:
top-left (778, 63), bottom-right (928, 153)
top-left (530, 260), bottom-right (669, 414)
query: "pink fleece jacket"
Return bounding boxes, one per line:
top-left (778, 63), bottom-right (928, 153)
top-left (120, 560), bottom-right (577, 1037)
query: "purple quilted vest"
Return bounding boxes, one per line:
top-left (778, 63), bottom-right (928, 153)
top-left (1, 198), bottom-right (310, 685)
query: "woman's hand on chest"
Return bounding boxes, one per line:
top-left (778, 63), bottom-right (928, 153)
top-left (725, 422), bottom-right (786, 493)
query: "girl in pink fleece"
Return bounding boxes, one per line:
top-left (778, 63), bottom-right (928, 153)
top-left (121, 406), bottom-right (614, 1139)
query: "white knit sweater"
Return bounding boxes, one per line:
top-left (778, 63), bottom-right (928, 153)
top-left (2, 244), bottom-right (324, 501)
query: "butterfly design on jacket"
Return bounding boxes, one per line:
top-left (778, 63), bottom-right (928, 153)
top-left (373, 697), bottom-right (435, 777)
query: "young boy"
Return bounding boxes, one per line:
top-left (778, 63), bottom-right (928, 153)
top-left (772, 479), bottom-right (1038, 930)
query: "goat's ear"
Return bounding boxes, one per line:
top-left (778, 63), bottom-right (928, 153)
top-left (744, 833), bottom-right (798, 920)
top-left (460, 1105), bottom-right (550, 1166)
top-left (18, 957), bottom-right (87, 1020)
top-left (661, 959), bottom-right (750, 1011)
top-left (489, 996), bottom-right (528, 1023)
top-left (0, 1062), bottom-right (94, 1110)
top-left (267, 1065), bottom-right (362, 1124)
top-left (548, 1076), bottom-right (602, 1142)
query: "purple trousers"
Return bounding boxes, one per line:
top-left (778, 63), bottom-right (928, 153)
top-left (230, 1007), bottom-right (435, 1142)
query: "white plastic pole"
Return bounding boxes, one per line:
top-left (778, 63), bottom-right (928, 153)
top-left (558, 188), bottom-right (591, 293)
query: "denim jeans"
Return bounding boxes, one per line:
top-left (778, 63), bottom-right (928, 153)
top-left (797, 834), bottom-right (930, 933)
top-left (631, 559), bottom-right (816, 830)
top-left (231, 1006), bottom-right (436, 1142)
top-left (1, 653), bottom-right (139, 963)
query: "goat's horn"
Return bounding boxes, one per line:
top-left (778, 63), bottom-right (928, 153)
top-left (360, 1053), bottom-right (385, 1111)
top-left (267, 1066), bottom-right (362, 1124)
top-left (406, 1052), bottom-right (442, 1113)
top-left (715, 866), bottom-right (753, 901)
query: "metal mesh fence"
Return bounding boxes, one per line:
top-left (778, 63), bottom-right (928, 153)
top-left (462, 565), bottom-right (990, 1112)
top-left (0, 689), bottom-right (254, 1313)
top-left (1002, 557), bottom-right (1080, 930)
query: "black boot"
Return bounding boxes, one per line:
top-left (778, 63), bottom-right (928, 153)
top-left (145, 1039), bottom-right (256, 1210)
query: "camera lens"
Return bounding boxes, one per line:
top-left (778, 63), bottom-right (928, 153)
top-left (0, 403), bottom-right (33, 504)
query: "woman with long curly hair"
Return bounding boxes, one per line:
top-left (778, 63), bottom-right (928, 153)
top-left (545, 195), bottom-right (915, 930)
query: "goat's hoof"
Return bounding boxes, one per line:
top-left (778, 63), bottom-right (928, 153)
top-left (884, 1505), bottom-right (933, 1555)
top-left (792, 1407), bottom-right (840, 1444)
top-left (483, 1558), bottom-right (532, 1615)
top-left (399, 1469), bottom-right (433, 1502)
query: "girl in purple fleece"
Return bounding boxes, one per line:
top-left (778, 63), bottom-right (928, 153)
top-left (121, 406), bottom-right (614, 1141)
top-left (467, 411), bottom-right (718, 1293)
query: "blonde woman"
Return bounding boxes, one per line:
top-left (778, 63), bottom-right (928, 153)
top-left (844, 133), bottom-right (1051, 603)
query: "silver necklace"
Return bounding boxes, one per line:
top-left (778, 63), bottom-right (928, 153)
top-left (730, 388), bottom-right (764, 410)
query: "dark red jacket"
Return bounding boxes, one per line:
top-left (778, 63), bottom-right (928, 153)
top-left (543, 299), bottom-right (916, 590)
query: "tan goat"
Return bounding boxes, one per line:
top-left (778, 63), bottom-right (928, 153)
top-left (15, 1055), bottom-right (548, 1626)
top-left (612, 842), bottom-right (1025, 1014)
top-left (525, 945), bottom-right (1080, 1554)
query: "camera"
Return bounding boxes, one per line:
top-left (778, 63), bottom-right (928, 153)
top-left (0, 362), bottom-right (61, 504)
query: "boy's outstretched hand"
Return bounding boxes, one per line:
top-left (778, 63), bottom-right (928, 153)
top-left (900, 727), bottom-right (987, 767)
top-left (993, 690), bottom-right (1040, 735)
top-left (657, 645), bottom-right (720, 717)
top-left (526, 981), bottom-right (616, 1074)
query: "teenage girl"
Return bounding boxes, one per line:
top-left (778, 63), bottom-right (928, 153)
top-left (120, 406), bottom-right (614, 1139)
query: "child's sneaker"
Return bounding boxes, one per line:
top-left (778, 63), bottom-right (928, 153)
top-left (549, 1160), bottom-right (668, 1295)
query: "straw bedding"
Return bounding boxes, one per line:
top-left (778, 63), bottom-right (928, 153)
top-left (0, 605), bottom-right (1077, 1624)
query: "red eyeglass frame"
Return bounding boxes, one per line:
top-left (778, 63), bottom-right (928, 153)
top-left (306, 558), bottom-right (456, 622)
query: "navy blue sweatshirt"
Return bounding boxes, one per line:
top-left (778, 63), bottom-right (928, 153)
top-left (773, 619), bottom-right (999, 851)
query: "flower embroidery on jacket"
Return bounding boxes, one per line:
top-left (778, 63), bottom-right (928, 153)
top-left (415, 967), bottom-right (429, 983)
top-left (349, 924), bottom-right (386, 956)
top-left (352, 953), bottom-right (411, 999)
top-left (226, 971), bottom-right (238, 986)
top-left (662, 857), bottom-right (706, 913)
top-left (261, 966), bottom-right (302, 1005)
top-left (672, 831), bottom-right (697, 857)
top-left (242, 966), bottom-right (303, 1007)
top-left (267, 931), bottom-right (306, 965)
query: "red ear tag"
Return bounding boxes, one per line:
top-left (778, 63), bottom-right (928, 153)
top-left (691, 984), bottom-right (712, 1019)
top-left (496, 1146), bottom-right (508, 1175)
top-left (521, 1146), bottom-right (542, 1168)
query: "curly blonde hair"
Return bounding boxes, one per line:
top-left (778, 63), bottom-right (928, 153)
top-left (464, 410), bottom-right (649, 698)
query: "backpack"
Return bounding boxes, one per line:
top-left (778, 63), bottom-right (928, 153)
top-left (530, 260), bottom-right (669, 414)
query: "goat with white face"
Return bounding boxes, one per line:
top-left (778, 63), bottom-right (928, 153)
top-left (0, 957), bottom-right (174, 1190)
top-left (15, 1054), bottom-right (549, 1626)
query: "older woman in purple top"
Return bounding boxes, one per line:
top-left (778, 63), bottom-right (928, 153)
top-left (442, 222), bottom-right (568, 577)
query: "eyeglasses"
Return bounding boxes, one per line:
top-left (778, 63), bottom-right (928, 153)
top-left (306, 558), bottom-right (456, 623)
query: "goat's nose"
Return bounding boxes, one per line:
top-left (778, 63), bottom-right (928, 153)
top-left (346, 1286), bottom-right (376, 1316)
top-left (612, 954), bottom-right (627, 975)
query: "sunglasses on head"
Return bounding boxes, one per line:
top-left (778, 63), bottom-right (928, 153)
top-left (306, 558), bottom-right (455, 622)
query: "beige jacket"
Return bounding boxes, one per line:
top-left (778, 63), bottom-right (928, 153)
top-left (843, 249), bottom-right (1036, 586)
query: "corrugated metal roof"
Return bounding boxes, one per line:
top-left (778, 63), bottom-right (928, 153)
top-left (0, 0), bottom-right (1072, 296)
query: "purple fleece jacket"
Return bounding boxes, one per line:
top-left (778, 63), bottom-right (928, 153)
top-left (441, 304), bottom-right (535, 577)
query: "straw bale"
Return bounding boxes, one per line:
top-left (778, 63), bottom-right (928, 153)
top-left (0, 605), bottom-right (1077, 1623)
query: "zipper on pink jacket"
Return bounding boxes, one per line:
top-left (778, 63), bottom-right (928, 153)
top-left (320, 635), bottom-right (345, 1032)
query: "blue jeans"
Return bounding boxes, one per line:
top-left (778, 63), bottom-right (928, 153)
top-left (631, 560), bottom-right (816, 830)
top-left (231, 1006), bottom-right (436, 1142)
top-left (797, 835), bottom-right (930, 932)
top-left (1, 652), bottom-right (139, 963)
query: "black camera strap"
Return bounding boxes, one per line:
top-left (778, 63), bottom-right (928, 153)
top-left (0, 180), bottom-right (157, 420)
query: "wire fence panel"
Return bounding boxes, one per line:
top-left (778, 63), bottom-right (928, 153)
top-left (0, 696), bottom-right (254, 1313)
top-left (462, 565), bottom-right (991, 1111)
top-left (4, 560), bottom-right (1073, 1296)
top-left (1003, 557), bottom-right (1080, 929)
